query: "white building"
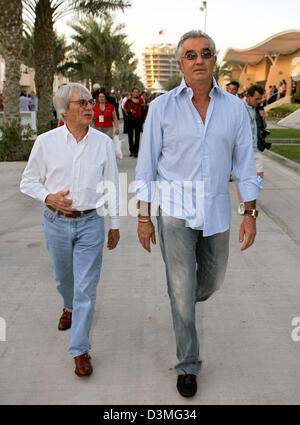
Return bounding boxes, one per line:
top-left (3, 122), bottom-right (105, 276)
top-left (143, 44), bottom-right (179, 91)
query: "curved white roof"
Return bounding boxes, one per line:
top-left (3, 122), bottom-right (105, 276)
top-left (223, 30), bottom-right (300, 65)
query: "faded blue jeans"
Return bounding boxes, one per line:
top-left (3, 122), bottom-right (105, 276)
top-left (157, 212), bottom-right (229, 375)
top-left (43, 206), bottom-right (105, 357)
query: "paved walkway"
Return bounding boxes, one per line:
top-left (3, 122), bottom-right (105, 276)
top-left (0, 136), bottom-right (300, 405)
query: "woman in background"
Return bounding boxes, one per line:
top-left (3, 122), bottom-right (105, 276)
top-left (93, 90), bottom-right (119, 139)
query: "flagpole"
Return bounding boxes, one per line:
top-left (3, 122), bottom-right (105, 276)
top-left (200, 1), bottom-right (207, 32)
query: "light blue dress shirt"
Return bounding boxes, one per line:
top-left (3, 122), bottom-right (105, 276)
top-left (135, 78), bottom-right (262, 237)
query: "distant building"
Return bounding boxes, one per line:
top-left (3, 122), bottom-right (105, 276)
top-left (222, 30), bottom-right (300, 97)
top-left (0, 54), bottom-right (68, 95)
top-left (143, 44), bottom-right (179, 91)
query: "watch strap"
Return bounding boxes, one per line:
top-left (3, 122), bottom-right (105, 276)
top-left (244, 209), bottom-right (258, 218)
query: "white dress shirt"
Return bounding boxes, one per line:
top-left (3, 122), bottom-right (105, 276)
top-left (20, 124), bottom-right (120, 229)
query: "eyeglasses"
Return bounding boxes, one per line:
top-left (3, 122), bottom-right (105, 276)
top-left (69, 99), bottom-right (95, 108)
top-left (181, 50), bottom-right (214, 61)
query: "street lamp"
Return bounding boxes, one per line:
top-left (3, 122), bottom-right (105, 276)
top-left (200, 1), bottom-right (207, 33)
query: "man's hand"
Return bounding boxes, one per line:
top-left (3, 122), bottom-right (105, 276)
top-left (107, 229), bottom-right (120, 250)
top-left (259, 109), bottom-right (266, 118)
top-left (239, 215), bottom-right (256, 251)
top-left (45, 191), bottom-right (76, 213)
top-left (138, 221), bottom-right (156, 253)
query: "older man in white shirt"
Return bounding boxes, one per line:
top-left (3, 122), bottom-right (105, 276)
top-left (20, 83), bottom-right (120, 377)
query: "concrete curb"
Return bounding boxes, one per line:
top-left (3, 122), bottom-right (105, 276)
top-left (268, 138), bottom-right (300, 144)
top-left (264, 149), bottom-right (300, 173)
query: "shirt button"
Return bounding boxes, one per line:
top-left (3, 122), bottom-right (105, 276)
top-left (204, 155), bottom-right (208, 159)
top-left (204, 177), bottom-right (208, 181)
top-left (205, 194), bottom-right (209, 197)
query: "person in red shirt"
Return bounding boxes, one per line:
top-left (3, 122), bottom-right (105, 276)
top-left (124, 87), bottom-right (144, 157)
top-left (93, 90), bottom-right (119, 139)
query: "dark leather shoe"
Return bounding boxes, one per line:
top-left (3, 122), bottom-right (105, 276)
top-left (177, 374), bottom-right (197, 397)
top-left (58, 308), bottom-right (72, 331)
top-left (74, 353), bottom-right (93, 377)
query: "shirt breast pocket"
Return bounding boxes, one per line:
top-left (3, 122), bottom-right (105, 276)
top-left (81, 163), bottom-right (101, 191)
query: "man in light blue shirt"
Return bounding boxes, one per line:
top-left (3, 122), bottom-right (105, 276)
top-left (135, 30), bottom-right (261, 398)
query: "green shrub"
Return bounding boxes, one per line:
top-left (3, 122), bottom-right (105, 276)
top-left (292, 93), bottom-right (300, 104)
top-left (267, 104), bottom-right (300, 118)
top-left (0, 123), bottom-right (36, 161)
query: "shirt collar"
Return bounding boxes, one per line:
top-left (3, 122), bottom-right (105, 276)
top-left (244, 99), bottom-right (255, 112)
top-left (62, 123), bottom-right (90, 145)
top-left (174, 76), bottom-right (221, 98)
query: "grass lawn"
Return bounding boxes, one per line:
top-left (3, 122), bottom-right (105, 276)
top-left (271, 145), bottom-right (300, 164)
top-left (267, 128), bottom-right (300, 139)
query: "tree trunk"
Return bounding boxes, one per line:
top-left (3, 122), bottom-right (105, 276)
top-left (95, 59), bottom-right (105, 87)
top-left (34, 0), bottom-right (55, 134)
top-left (104, 61), bottom-right (113, 93)
top-left (0, 0), bottom-right (23, 127)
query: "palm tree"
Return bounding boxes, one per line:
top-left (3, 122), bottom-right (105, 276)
top-left (23, 0), bottom-right (131, 133)
top-left (22, 27), bottom-right (70, 82)
top-left (0, 0), bottom-right (23, 127)
top-left (162, 74), bottom-right (182, 92)
top-left (213, 61), bottom-right (232, 84)
top-left (69, 15), bottom-right (140, 93)
top-left (112, 62), bottom-right (144, 93)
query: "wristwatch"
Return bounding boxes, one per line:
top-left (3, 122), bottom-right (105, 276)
top-left (244, 209), bottom-right (259, 218)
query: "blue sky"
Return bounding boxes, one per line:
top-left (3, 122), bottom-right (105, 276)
top-left (57, 0), bottom-right (300, 79)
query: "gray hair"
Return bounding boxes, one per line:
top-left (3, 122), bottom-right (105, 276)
top-left (175, 30), bottom-right (217, 62)
top-left (53, 83), bottom-right (91, 121)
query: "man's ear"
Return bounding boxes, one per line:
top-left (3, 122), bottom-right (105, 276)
top-left (177, 60), bottom-right (183, 73)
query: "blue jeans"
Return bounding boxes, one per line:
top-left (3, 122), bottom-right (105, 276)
top-left (157, 212), bottom-right (229, 375)
top-left (43, 207), bottom-right (105, 357)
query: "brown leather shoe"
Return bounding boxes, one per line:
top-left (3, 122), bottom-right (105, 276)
top-left (58, 308), bottom-right (72, 331)
top-left (74, 353), bottom-right (93, 377)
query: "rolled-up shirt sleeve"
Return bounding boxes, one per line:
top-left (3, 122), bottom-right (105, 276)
top-left (135, 101), bottom-right (163, 202)
top-left (20, 136), bottom-right (50, 203)
top-left (232, 106), bottom-right (262, 202)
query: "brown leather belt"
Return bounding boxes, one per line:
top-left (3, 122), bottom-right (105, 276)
top-left (47, 205), bottom-right (95, 218)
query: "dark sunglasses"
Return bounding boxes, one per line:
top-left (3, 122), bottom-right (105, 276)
top-left (69, 99), bottom-right (95, 108)
top-left (182, 50), bottom-right (214, 61)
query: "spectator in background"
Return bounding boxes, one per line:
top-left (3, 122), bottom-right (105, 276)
top-left (271, 85), bottom-right (278, 103)
top-left (93, 89), bottom-right (119, 139)
top-left (262, 90), bottom-right (267, 107)
top-left (109, 91), bottom-right (120, 120)
top-left (237, 84), bottom-right (265, 215)
top-left (281, 79), bottom-right (287, 98)
top-left (0, 94), bottom-right (3, 111)
top-left (29, 91), bottom-right (38, 112)
top-left (267, 85), bottom-right (273, 104)
top-left (124, 87), bottom-right (144, 157)
top-left (20, 92), bottom-right (30, 112)
top-left (121, 92), bottom-right (130, 135)
top-left (226, 81), bottom-right (240, 95)
top-left (91, 83), bottom-right (100, 101)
